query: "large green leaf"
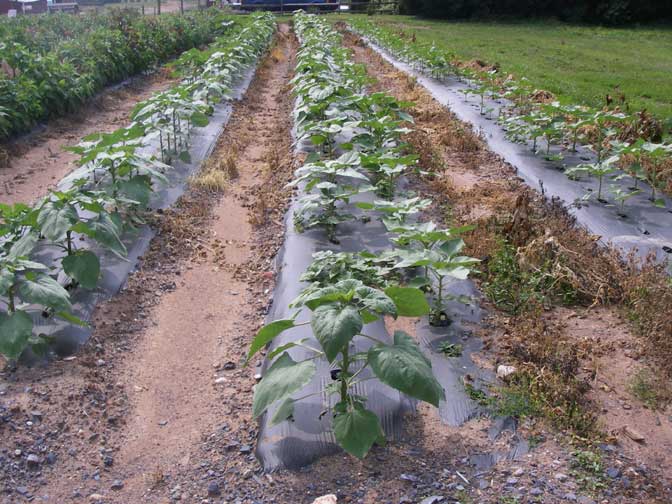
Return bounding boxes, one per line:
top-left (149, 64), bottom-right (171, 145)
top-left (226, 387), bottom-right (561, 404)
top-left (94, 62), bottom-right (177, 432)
top-left (368, 330), bottom-right (444, 407)
top-left (333, 407), bottom-right (384, 459)
top-left (247, 319), bottom-right (295, 364)
top-left (62, 250), bottom-right (100, 290)
top-left (191, 111), bottom-right (210, 127)
top-left (0, 311), bottom-right (33, 360)
top-left (17, 275), bottom-right (72, 311)
top-left (8, 232), bottom-right (38, 261)
top-left (118, 175), bottom-right (152, 207)
top-left (252, 352), bottom-right (316, 419)
top-left (270, 397), bottom-right (295, 426)
top-left (439, 238), bottom-right (465, 256)
top-left (384, 286), bottom-right (430, 317)
top-left (72, 213), bottom-right (126, 258)
top-left (0, 269), bottom-right (14, 296)
top-left (355, 286), bottom-right (397, 316)
top-left (37, 202), bottom-right (78, 242)
top-left (311, 303), bottom-right (362, 362)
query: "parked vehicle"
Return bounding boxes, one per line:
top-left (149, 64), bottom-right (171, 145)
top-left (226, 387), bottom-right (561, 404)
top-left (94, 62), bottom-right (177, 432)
top-left (238, 0), bottom-right (340, 11)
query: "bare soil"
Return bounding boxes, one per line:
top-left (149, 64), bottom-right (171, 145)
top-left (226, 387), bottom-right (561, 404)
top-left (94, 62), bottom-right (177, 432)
top-left (0, 69), bottom-right (177, 206)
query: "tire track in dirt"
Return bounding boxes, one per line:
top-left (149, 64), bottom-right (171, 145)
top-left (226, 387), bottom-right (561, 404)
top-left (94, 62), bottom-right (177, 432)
top-left (0, 69), bottom-right (178, 206)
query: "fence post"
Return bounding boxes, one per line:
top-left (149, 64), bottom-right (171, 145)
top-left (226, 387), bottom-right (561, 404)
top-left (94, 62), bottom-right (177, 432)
top-left (180, 0), bottom-right (183, 13)
top-left (157, 0), bottom-right (161, 14)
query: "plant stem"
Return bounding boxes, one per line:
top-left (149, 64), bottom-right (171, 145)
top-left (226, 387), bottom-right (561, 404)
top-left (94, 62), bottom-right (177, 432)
top-left (435, 274), bottom-right (444, 315)
top-left (340, 344), bottom-right (350, 404)
top-left (66, 230), bottom-right (73, 256)
top-left (8, 285), bottom-right (15, 313)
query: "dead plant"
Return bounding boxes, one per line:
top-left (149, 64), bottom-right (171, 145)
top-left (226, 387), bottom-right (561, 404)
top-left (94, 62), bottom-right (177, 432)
top-left (621, 254), bottom-right (672, 378)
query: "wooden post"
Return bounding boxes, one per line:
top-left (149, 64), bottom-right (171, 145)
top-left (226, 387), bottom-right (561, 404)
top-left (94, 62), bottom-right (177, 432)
top-left (180, 0), bottom-right (183, 13)
top-left (157, 0), bottom-right (161, 14)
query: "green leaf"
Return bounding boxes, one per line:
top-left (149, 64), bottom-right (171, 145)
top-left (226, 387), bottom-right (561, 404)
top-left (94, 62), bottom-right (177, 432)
top-left (178, 150), bottom-right (192, 163)
top-left (0, 311), bottom-right (33, 360)
top-left (37, 202), bottom-right (78, 242)
top-left (191, 111), bottom-right (210, 127)
top-left (0, 269), bottom-right (14, 296)
top-left (118, 175), bottom-right (152, 207)
top-left (333, 406), bottom-right (384, 459)
top-left (361, 310), bottom-right (379, 324)
top-left (18, 275), bottom-right (72, 311)
top-left (55, 310), bottom-right (87, 327)
top-left (355, 286), bottom-right (397, 316)
top-left (267, 338), bottom-right (308, 360)
top-left (247, 319), bottom-right (296, 364)
top-left (408, 276), bottom-right (430, 289)
top-left (384, 286), bottom-right (430, 317)
top-left (72, 213), bottom-right (127, 258)
top-left (8, 232), bottom-right (38, 261)
top-left (270, 397), bottom-right (295, 426)
top-left (311, 303), bottom-right (363, 362)
top-left (439, 238), bottom-right (465, 256)
top-left (368, 330), bottom-right (445, 407)
top-left (252, 352), bottom-right (316, 418)
top-left (62, 251), bottom-right (100, 290)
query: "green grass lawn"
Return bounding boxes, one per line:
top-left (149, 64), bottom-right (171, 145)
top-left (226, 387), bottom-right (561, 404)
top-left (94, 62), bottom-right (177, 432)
top-left (344, 15), bottom-right (672, 121)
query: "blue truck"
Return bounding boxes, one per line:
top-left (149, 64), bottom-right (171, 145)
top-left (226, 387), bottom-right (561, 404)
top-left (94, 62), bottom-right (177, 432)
top-left (236, 0), bottom-right (340, 11)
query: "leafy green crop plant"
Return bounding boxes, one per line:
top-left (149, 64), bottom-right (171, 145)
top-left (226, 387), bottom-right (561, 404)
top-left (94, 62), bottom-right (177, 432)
top-left (348, 19), bottom-right (672, 204)
top-left (0, 13), bottom-right (276, 363)
top-left (389, 222), bottom-right (479, 326)
top-left (248, 278), bottom-right (442, 459)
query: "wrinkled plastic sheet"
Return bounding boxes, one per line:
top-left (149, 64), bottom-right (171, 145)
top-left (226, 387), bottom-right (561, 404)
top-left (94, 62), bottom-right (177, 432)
top-left (256, 138), bottom-right (491, 471)
top-left (22, 65), bottom-right (258, 362)
top-left (362, 39), bottom-right (672, 262)
top-left (255, 188), bottom-right (416, 470)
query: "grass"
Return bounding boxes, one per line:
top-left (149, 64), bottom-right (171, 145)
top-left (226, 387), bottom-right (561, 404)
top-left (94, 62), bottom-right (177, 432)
top-left (345, 15), bottom-right (672, 121)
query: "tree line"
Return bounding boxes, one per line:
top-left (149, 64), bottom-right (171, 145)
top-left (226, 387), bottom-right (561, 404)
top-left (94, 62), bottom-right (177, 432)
top-left (398, 0), bottom-right (671, 24)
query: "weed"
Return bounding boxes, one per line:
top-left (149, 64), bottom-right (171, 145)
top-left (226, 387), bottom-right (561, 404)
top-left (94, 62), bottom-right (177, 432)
top-left (270, 46), bottom-right (285, 63)
top-left (571, 449), bottom-right (606, 493)
top-left (222, 150), bottom-right (239, 180)
top-left (483, 240), bottom-right (577, 314)
top-left (0, 146), bottom-right (9, 168)
top-left (492, 378), bottom-right (542, 419)
top-left (464, 382), bottom-right (488, 406)
top-left (622, 254), bottom-right (672, 378)
top-left (438, 341), bottom-right (462, 357)
top-left (496, 316), bottom-right (597, 435)
top-left (500, 497), bottom-right (520, 504)
top-left (453, 490), bottom-right (473, 503)
top-left (629, 368), bottom-right (672, 410)
top-left (572, 449), bottom-right (603, 474)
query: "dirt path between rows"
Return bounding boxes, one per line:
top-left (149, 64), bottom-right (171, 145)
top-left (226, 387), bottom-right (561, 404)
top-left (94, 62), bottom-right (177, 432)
top-left (0, 69), bottom-right (178, 206)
